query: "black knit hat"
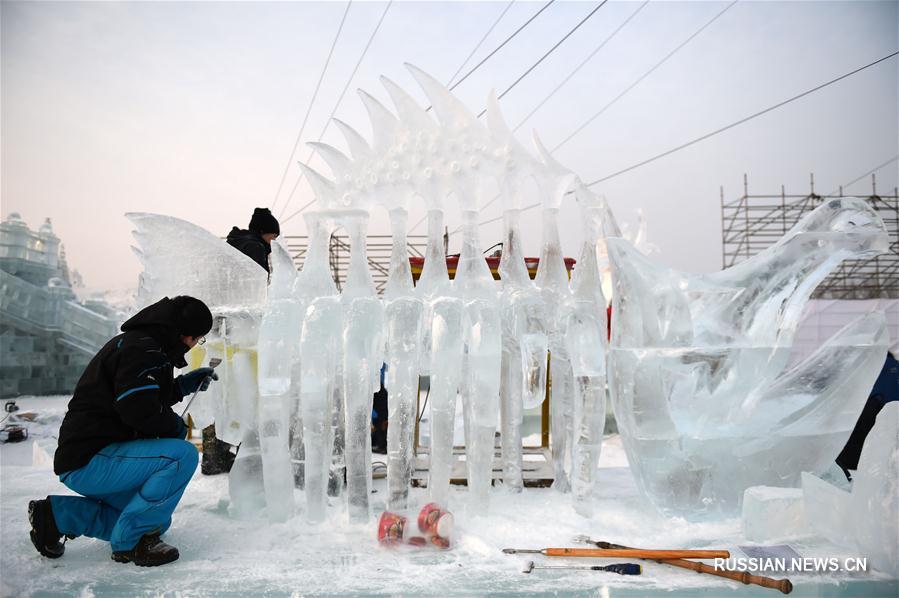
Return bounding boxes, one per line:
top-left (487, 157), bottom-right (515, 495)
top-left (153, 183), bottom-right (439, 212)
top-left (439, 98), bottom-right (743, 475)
top-left (170, 295), bottom-right (213, 338)
top-left (249, 207), bottom-right (280, 235)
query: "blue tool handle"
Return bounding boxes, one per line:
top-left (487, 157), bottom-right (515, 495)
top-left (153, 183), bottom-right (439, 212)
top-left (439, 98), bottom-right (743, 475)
top-left (599, 563), bottom-right (642, 575)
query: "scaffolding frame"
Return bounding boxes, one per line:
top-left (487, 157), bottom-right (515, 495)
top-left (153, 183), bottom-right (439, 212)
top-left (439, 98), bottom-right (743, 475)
top-left (281, 234), bottom-right (429, 295)
top-left (721, 174), bottom-right (899, 299)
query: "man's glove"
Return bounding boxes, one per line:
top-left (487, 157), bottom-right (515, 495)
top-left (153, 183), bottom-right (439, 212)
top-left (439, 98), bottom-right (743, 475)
top-left (176, 367), bottom-right (219, 396)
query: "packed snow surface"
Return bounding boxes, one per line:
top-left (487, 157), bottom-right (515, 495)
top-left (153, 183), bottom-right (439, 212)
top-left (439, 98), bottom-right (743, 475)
top-left (1, 397), bottom-right (895, 597)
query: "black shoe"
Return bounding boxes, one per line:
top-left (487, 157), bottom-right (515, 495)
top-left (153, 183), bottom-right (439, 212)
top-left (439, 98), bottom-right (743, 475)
top-left (28, 498), bottom-right (66, 559)
top-left (112, 533), bottom-right (179, 567)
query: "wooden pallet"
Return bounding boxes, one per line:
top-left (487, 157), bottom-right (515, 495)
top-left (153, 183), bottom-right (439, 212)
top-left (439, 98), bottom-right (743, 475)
top-left (410, 445), bottom-right (554, 488)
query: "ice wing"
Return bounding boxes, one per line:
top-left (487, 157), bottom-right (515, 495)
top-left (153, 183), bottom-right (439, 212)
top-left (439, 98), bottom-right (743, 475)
top-left (127, 212), bottom-right (268, 310)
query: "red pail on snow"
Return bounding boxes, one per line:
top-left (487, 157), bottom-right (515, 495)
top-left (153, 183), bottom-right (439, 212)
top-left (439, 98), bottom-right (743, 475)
top-left (417, 502), bottom-right (453, 548)
top-left (377, 511), bottom-right (407, 546)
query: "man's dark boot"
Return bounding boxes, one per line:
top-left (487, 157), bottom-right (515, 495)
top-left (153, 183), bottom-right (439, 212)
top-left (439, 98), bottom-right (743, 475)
top-left (201, 424), bottom-right (235, 475)
top-left (28, 498), bottom-right (67, 559)
top-left (112, 533), bottom-right (179, 566)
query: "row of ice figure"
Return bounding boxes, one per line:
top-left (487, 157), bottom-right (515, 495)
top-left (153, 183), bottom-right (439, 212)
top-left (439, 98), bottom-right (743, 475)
top-left (128, 66), bottom-right (895, 536)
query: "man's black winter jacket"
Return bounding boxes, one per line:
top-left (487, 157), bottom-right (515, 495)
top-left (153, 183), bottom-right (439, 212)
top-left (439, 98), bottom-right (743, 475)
top-left (54, 299), bottom-right (190, 475)
top-left (226, 227), bottom-right (271, 273)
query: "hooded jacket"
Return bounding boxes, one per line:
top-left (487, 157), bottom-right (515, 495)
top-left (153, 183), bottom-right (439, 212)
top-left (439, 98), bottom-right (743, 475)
top-left (226, 227), bottom-right (271, 273)
top-left (54, 298), bottom-right (191, 475)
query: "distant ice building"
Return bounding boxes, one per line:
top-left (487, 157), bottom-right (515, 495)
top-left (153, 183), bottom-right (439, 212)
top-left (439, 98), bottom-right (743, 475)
top-left (0, 213), bottom-right (119, 397)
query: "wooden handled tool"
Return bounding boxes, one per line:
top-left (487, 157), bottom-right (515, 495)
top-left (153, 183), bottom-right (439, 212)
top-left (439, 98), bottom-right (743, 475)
top-left (502, 547), bottom-right (730, 559)
top-left (573, 537), bottom-right (792, 595)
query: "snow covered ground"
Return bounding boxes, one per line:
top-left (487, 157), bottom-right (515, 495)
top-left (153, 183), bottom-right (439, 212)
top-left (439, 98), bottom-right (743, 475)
top-left (1, 396), bottom-right (896, 597)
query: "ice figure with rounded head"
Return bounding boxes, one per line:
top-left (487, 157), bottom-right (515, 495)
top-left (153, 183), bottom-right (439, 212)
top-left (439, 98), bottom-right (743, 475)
top-left (607, 197), bottom-right (891, 518)
top-left (337, 208), bottom-right (385, 523)
top-left (486, 93), bottom-right (548, 493)
top-left (530, 133), bottom-right (579, 494)
top-left (256, 239), bottom-right (302, 522)
top-left (561, 200), bottom-right (610, 518)
top-left (295, 211), bottom-right (344, 523)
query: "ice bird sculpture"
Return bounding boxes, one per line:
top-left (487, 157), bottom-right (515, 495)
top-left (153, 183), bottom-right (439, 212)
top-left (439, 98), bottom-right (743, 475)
top-left (607, 197), bottom-right (891, 517)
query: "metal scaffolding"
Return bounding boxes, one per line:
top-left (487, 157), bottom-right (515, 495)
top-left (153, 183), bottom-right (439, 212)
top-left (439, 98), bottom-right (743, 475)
top-left (721, 174), bottom-right (899, 299)
top-left (281, 234), bottom-right (429, 295)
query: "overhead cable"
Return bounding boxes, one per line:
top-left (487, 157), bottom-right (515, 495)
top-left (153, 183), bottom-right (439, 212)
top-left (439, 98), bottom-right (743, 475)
top-left (452, 0), bottom-right (649, 226)
top-left (512, 0), bottom-right (650, 132)
top-left (279, 1), bottom-right (394, 221)
top-left (551, 0), bottom-right (738, 152)
top-left (825, 155), bottom-right (899, 197)
top-left (468, 51), bottom-right (899, 233)
top-left (271, 1), bottom-right (353, 213)
top-left (475, 1), bottom-right (608, 118)
top-left (446, 1), bottom-right (516, 87)
top-left (441, 0), bottom-right (556, 96)
top-left (585, 50), bottom-right (899, 187)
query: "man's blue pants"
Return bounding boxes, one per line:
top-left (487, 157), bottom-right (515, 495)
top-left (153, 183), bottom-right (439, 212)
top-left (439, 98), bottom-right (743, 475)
top-left (50, 438), bottom-right (198, 552)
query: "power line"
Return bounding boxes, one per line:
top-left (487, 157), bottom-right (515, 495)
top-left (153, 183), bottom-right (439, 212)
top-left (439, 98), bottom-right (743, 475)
top-left (475, 1), bottom-right (608, 118)
top-left (512, 0), bottom-right (650, 132)
top-left (462, 51), bottom-right (899, 235)
top-left (271, 1), bottom-right (352, 213)
top-left (551, 0), bottom-right (738, 152)
top-left (826, 155), bottom-right (899, 197)
top-left (455, 0), bottom-right (648, 224)
top-left (585, 50), bottom-right (899, 187)
top-left (281, 198), bottom-right (318, 228)
top-left (446, 1), bottom-right (516, 87)
top-left (442, 0), bottom-right (556, 95)
top-left (414, 0), bottom-right (721, 233)
top-left (279, 1), bottom-right (394, 221)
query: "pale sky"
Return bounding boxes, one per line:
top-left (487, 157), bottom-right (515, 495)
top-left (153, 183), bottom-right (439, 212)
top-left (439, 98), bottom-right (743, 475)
top-left (3, 0), bottom-right (897, 292)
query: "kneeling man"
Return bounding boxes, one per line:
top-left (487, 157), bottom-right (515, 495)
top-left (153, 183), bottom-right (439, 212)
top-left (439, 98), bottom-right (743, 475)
top-left (29, 296), bottom-right (218, 566)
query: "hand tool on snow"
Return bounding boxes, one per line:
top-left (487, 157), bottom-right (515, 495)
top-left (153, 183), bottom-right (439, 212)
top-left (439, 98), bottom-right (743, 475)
top-left (522, 560), bottom-right (642, 575)
top-left (502, 547), bottom-right (730, 559)
top-left (180, 357), bottom-right (222, 418)
top-left (572, 536), bottom-right (792, 594)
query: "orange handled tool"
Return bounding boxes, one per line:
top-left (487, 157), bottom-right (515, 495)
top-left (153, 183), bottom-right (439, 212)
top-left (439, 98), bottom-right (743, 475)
top-left (502, 547), bottom-right (730, 559)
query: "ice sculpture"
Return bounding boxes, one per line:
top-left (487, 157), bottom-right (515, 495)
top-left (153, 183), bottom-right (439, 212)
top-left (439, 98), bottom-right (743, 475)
top-left (340, 210), bottom-right (385, 522)
top-left (296, 211), bottom-right (342, 523)
top-left (455, 208), bottom-right (502, 513)
top-left (608, 198), bottom-right (890, 517)
top-left (562, 198), bottom-right (609, 517)
top-left (127, 212), bottom-right (267, 309)
top-left (383, 207), bottom-right (424, 511)
top-left (533, 189), bottom-right (575, 493)
top-left (256, 240), bottom-right (302, 522)
top-left (127, 212), bottom-right (268, 517)
top-left (498, 208), bottom-right (546, 492)
top-left (127, 67), bottom-right (894, 530)
top-left (488, 94), bottom-right (548, 493)
top-left (803, 400), bottom-right (898, 577)
top-left (407, 66), bottom-right (503, 513)
top-left (226, 334), bottom-right (266, 519)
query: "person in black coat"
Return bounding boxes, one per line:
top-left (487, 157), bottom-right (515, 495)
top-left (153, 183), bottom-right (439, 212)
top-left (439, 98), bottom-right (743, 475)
top-left (29, 296), bottom-right (218, 567)
top-left (226, 207), bottom-right (280, 273)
